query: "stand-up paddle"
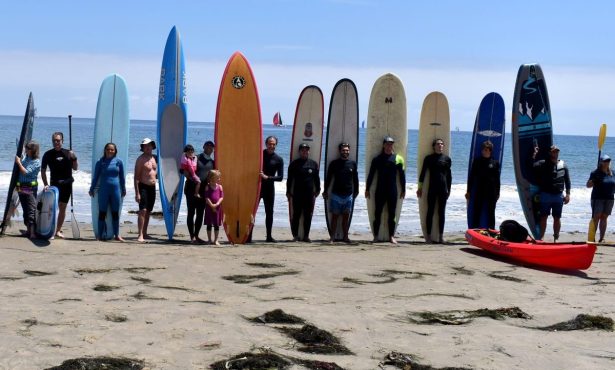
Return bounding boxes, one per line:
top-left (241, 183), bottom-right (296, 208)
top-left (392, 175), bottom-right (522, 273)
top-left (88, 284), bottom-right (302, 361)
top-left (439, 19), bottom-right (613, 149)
top-left (68, 115), bottom-right (80, 239)
top-left (588, 123), bottom-right (607, 242)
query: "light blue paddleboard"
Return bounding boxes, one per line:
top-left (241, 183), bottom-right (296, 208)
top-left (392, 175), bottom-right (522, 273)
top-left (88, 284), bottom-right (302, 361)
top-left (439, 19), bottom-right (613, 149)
top-left (36, 186), bottom-right (59, 240)
top-left (466, 92), bottom-right (505, 228)
top-left (91, 74), bottom-right (130, 240)
top-left (157, 26), bottom-right (187, 240)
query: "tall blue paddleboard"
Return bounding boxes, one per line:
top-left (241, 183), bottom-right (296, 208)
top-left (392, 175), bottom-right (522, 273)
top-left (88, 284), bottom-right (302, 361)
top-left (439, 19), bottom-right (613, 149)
top-left (512, 64), bottom-right (552, 239)
top-left (1, 93), bottom-right (35, 235)
top-left (157, 26), bottom-right (187, 240)
top-left (324, 78), bottom-right (359, 240)
top-left (466, 92), bottom-right (505, 228)
top-left (91, 74), bottom-right (130, 239)
top-left (36, 186), bottom-right (59, 239)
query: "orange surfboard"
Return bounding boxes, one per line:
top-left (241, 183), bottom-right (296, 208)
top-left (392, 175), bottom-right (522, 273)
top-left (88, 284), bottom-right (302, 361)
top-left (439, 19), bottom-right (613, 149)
top-left (214, 52), bottom-right (263, 244)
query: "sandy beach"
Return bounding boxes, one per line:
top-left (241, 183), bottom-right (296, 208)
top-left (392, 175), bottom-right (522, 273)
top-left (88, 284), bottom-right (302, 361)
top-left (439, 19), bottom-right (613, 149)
top-left (1, 221), bottom-right (614, 370)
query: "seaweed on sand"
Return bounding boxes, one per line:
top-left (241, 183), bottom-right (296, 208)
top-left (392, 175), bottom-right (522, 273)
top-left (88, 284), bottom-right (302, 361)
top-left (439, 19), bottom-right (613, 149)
top-left (93, 284), bottom-right (119, 292)
top-left (248, 309), bottom-right (305, 324)
top-left (222, 270), bottom-right (300, 284)
top-left (23, 270), bottom-right (55, 276)
top-left (487, 272), bottom-right (526, 283)
top-left (279, 324), bottom-right (353, 355)
top-left (44, 356), bottom-right (144, 370)
top-left (210, 352), bottom-right (291, 370)
top-left (380, 351), bottom-right (472, 370)
top-left (245, 262), bottom-right (285, 268)
top-left (534, 314), bottom-right (614, 331)
top-left (407, 307), bottom-right (531, 325)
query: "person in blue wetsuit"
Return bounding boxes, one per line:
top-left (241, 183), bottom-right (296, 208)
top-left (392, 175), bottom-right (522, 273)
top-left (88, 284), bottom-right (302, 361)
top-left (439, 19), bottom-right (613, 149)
top-left (587, 154), bottom-right (615, 243)
top-left (365, 136), bottom-right (406, 244)
top-left (417, 138), bottom-right (452, 244)
top-left (89, 142), bottom-right (126, 241)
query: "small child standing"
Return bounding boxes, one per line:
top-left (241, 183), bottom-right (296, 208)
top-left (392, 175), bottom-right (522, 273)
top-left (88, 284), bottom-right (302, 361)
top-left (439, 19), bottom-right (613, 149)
top-left (180, 144), bottom-right (200, 198)
top-left (204, 169), bottom-right (224, 245)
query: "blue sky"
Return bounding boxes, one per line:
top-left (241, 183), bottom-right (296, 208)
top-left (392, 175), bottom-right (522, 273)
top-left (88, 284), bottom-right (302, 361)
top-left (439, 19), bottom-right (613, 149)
top-left (1, 0), bottom-right (614, 134)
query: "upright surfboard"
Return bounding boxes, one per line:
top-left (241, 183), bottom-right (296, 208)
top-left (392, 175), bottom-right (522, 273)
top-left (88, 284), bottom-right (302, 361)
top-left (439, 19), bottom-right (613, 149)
top-left (36, 186), bottom-right (59, 240)
top-left (466, 92), bottom-right (505, 228)
top-left (417, 91), bottom-right (450, 243)
top-left (91, 74), bottom-right (130, 240)
top-left (512, 64), bottom-right (552, 239)
top-left (365, 73), bottom-right (407, 241)
top-left (289, 85), bottom-right (324, 240)
top-left (215, 52), bottom-right (262, 244)
top-left (157, 26), bottom-right (187, 240)
top-left (1, 93), bottom-right (35, 235)
top-left (324, 79), bottom-right (359, 240)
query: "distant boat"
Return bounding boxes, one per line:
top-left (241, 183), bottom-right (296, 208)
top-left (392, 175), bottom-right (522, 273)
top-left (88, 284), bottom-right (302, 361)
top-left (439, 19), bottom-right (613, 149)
top-left (273, 111), bottom-right (284, 127)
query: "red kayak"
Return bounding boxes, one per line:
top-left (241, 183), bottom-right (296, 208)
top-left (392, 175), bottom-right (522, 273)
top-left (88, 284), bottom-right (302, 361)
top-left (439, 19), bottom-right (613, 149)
top-left (465, 229), bottom-right (597, 270)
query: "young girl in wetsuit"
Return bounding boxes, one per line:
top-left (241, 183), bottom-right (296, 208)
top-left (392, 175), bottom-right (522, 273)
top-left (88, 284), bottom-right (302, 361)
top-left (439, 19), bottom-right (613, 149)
top-left (204, 170), bottom-right (224, 245)
top-left (180, 145), bottom-right (201, 198)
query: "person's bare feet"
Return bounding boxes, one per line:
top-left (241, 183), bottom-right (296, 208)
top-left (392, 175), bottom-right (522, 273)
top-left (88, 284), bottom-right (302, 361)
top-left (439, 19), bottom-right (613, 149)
top-left (214, 240), bottom-right (220, 246)
top-left (137, 235), bottom-right (145, 242)
top-left (55, 231), bottom-right (65, 239)
top-left (390, 236), bottom-right (398, 244)
top-left (115, 236), bottom-right (125, 242)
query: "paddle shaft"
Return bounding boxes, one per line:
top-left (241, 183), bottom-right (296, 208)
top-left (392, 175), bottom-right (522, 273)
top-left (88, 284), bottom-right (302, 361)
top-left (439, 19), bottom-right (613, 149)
top-left (68, 115), bottom-right (74, 208)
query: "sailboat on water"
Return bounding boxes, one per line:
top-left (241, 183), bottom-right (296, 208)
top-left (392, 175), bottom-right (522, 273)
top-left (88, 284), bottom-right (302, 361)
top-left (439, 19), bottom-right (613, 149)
top-left (273, 111), bottom-right (284, 127)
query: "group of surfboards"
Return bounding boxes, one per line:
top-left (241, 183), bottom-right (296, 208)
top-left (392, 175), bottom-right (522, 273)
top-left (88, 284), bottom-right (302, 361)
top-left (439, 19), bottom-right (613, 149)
top-left (0, 24), bottom-right (562, 245)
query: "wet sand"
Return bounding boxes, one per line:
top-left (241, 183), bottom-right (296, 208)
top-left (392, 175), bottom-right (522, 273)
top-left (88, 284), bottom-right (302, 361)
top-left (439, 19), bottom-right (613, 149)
top-left (1, 221), bottom-right (614, 369)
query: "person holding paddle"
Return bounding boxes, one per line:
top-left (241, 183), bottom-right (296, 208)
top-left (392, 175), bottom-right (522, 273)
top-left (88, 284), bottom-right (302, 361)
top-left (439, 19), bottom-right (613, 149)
top-left (587, 155), bottom-right (615, 243)
top-left (41, 132), bottom-right (78, 239)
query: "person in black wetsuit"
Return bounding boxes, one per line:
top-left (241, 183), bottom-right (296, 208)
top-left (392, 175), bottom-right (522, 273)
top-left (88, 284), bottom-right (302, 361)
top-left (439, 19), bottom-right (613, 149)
top-left (417, 138), bottom-right (452, 243)
top-left (259, 136), bottom-right (284, 242)
top-left (184, 140), bottom-right (215, 244)
top-left (287, 143), bottom-right (320, 242)
top-left (365, 136), bottom-right (406, 244)
top-left (465, 140), bottom-right (500, 229)
top-left (323, 142), bottom-right (359, 243)
top-left (532, 144), bottom-right (571, 242)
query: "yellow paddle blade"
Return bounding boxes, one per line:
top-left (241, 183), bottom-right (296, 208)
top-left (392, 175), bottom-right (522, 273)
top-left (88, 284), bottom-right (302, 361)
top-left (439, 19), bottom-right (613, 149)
top-left (598, 123), bottom-right (607, 150)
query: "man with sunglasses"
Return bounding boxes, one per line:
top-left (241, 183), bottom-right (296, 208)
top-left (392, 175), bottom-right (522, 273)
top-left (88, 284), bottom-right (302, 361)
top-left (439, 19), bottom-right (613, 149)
top-left (41, 132), bottom-right (78, 239)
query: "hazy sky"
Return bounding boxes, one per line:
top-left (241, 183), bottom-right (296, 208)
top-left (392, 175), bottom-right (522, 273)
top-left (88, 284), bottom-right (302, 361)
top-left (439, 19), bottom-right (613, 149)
top-left (1, 0), bottom-right (614, 134)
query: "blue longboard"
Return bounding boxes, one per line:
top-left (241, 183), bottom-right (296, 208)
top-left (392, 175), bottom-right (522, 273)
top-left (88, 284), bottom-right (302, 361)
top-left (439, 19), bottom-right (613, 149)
top-left (91, 74), bottom-right (130, 239)
top-left (157, 26), bottom-right (187, 240)
top-left (36, 186), bottom-right (59, 240)
top-left (512, 64), bottom-right (553, 239)
top-left (1, 93), bottom-right (35, 235)
top-left (467, 92), bottom-right (505, 228)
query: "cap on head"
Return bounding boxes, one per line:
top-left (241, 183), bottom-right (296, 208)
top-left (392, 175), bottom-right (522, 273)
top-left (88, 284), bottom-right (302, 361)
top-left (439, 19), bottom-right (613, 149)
top-left (383, 136), bottom-right (395, 144)
top-left (600, 154), bottom-right (611, 162)
top-left (140, 138), bottom-right (156, 151)
top-left (204, 140), bottom-right (215, 148)
top-left (299, 143), bottom-right (310, 150)
top-left (550, 144), bottom-right (560, 152)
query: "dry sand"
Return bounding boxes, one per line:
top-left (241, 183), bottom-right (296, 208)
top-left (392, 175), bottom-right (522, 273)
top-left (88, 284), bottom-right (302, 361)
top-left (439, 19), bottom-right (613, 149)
top-left (1, 221), bottom-right (614, 369)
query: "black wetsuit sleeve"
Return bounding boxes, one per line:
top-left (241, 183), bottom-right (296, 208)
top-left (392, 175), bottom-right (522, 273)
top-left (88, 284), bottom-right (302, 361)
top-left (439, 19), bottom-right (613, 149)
top-left (272, 156), bottom-right (284, 182)
top-left (418, 155), bottom-right (429, 183)
top-left (286, 161), bottom-right (295, 196)
top-left (366, 157), bottom-right (377, 189)
top-left (446, 156), bottom-right (452, 195)
top-left (352, 161), bottom-right (359, 198)
top-left (324, 161), bottom-right (334, 191)
top-left (314, 161), bottom-right (321, 194)
top-left (564, 165), bottom-right (571, 194)
top-left (494, 160), bottom-right (501, 198)
top-left (467, 158), bottom-right (476, 193)
top-left (397, 160), bottom-right (406, 191)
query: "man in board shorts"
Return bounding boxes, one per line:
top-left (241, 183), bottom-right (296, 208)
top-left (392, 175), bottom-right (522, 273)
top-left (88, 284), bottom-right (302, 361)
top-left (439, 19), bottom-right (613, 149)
top-left (323, 142), bottom-right (359, 243)
top-left (134, 138), bottom-right (158, 242)
top-left (41, 132), bottom-right (78, 239)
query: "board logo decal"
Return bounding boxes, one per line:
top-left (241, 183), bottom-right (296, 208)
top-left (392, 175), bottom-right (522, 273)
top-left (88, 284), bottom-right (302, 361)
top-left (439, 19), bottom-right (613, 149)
top-left (304, 122), bottom-right (313, 137)
top-left (430, 122), bottom-right (442, 127)
top-left (385, 97), bottom-right (393, 103)
top-left (477, 130), bottom-right (503, 137)
top-left (231, 76), bottom-right (246, 89)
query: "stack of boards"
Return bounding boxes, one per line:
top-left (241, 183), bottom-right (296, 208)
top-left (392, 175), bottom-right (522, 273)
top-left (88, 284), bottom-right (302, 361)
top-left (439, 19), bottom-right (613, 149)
top-left (157, 26), bottom-right (187, 240)
top-left (324, 79), bottom-right (359, 240)
top-left (289, 86), bottom-right (324, 240)
top-left (365, 73), bottom-right (407, 241)
top-left (91, 74), bottom-right (130, 240)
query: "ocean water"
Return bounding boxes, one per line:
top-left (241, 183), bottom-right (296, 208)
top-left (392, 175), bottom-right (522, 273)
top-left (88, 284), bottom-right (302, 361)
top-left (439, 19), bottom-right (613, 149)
top-left (0, 114), bottom-right (611, 238)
